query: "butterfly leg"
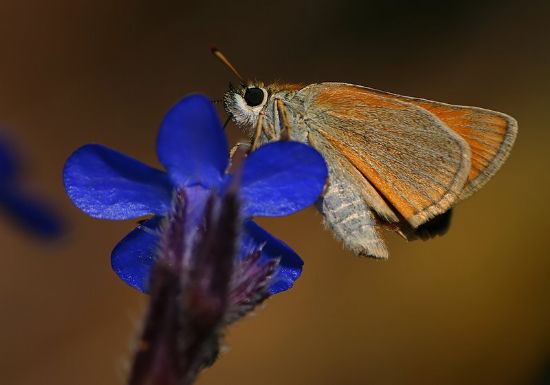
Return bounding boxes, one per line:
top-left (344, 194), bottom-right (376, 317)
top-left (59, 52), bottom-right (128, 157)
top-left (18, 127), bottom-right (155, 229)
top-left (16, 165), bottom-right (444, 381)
top-left (250, 110), bottom-right (279, 150)
top-left (228, 142), bottom-right (251, 173)
top-left (230, 142), bottom-right (251, 158)
top-left (249, 111), bottom-right (266, 152)
top-left (275, 99), bottom-right (292, 141)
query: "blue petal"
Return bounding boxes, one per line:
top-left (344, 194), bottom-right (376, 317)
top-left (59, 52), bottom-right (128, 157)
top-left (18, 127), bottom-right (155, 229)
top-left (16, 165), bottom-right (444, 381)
top-left (181, 185), bottom-right (212, 228)
top-left (111, 216), bottom-right (162, 292)
top-left (240, 141), bottom-right (327, 217)
top-left (64, 144), bottom-right (173, 219)
top-left (157, 94), bottom-right (228, 188)
top-left (0, 136), bottom-right (18, 182)
top-left (0, 186), bottom-right (63, 238)
top-left (241, 220), bottom-right (303, 294)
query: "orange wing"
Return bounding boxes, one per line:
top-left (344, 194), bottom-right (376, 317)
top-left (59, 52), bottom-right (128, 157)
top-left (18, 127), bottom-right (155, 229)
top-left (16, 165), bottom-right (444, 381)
top-left (302, 83), bottom-right (471, 228)
top-left (353, 86), bottom-right (518, 199)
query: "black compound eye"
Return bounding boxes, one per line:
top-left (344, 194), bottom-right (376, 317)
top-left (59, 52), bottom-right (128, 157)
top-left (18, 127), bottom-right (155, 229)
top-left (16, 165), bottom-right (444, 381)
top-left (243, 87), bottom-right (265, 107)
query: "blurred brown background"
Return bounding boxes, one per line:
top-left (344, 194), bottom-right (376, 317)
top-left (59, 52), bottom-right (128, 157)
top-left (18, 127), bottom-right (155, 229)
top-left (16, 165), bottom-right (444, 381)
top-left (0, 1), bottom-right (549, 384)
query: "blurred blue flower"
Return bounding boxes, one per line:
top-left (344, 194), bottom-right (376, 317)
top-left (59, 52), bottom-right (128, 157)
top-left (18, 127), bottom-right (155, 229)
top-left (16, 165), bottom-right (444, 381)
top-left (0, 135), bottom-right (63, 238)
top-left (64, 94), bottom-right (327, 294)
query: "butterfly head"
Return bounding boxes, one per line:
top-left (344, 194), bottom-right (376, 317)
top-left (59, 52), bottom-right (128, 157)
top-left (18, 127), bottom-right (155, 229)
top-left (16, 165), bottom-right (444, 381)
top-left (223, 81), bottom-right (269, 133)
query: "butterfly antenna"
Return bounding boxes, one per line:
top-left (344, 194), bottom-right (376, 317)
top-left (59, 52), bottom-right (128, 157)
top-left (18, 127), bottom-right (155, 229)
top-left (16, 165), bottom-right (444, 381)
top-left (211, 47), bottom-right (244, 82)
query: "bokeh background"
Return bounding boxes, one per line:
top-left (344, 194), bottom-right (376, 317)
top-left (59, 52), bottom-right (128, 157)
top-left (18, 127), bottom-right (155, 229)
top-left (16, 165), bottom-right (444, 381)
top-left (1, 1), bottom-right (549, 384)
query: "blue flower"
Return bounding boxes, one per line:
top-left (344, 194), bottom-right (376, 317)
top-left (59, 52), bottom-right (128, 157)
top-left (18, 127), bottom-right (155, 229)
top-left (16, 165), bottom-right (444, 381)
top-left (63, 94), bottom-right (327, 294)
top-left (0, 135), bottom-right (63, 238)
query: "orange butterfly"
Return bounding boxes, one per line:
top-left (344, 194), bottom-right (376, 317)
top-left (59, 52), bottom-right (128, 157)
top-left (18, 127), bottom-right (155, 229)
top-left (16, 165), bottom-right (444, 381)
top-left (215, 49), bottom-right (517, 258)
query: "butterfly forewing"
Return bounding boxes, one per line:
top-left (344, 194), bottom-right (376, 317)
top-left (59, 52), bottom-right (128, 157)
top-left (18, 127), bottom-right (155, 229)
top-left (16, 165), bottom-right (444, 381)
top-left (301, 83), bottom-right (471, 228)
top-left (342, 86), bottom-right (518, 199)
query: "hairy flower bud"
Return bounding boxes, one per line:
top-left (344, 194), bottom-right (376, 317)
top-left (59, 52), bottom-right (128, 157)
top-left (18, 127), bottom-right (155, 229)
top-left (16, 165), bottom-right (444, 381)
top-left (128, 186), bottom-right (279, 385)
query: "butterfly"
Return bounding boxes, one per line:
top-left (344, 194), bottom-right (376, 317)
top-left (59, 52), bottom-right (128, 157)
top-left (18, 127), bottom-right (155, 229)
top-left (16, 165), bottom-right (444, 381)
top-left (214, 49), bottom-right (518, 258)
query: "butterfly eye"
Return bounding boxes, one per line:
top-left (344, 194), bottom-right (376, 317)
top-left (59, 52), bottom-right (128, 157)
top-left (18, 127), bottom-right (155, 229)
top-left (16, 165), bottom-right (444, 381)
top-left (243, 87), bottom-right (265, 107)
